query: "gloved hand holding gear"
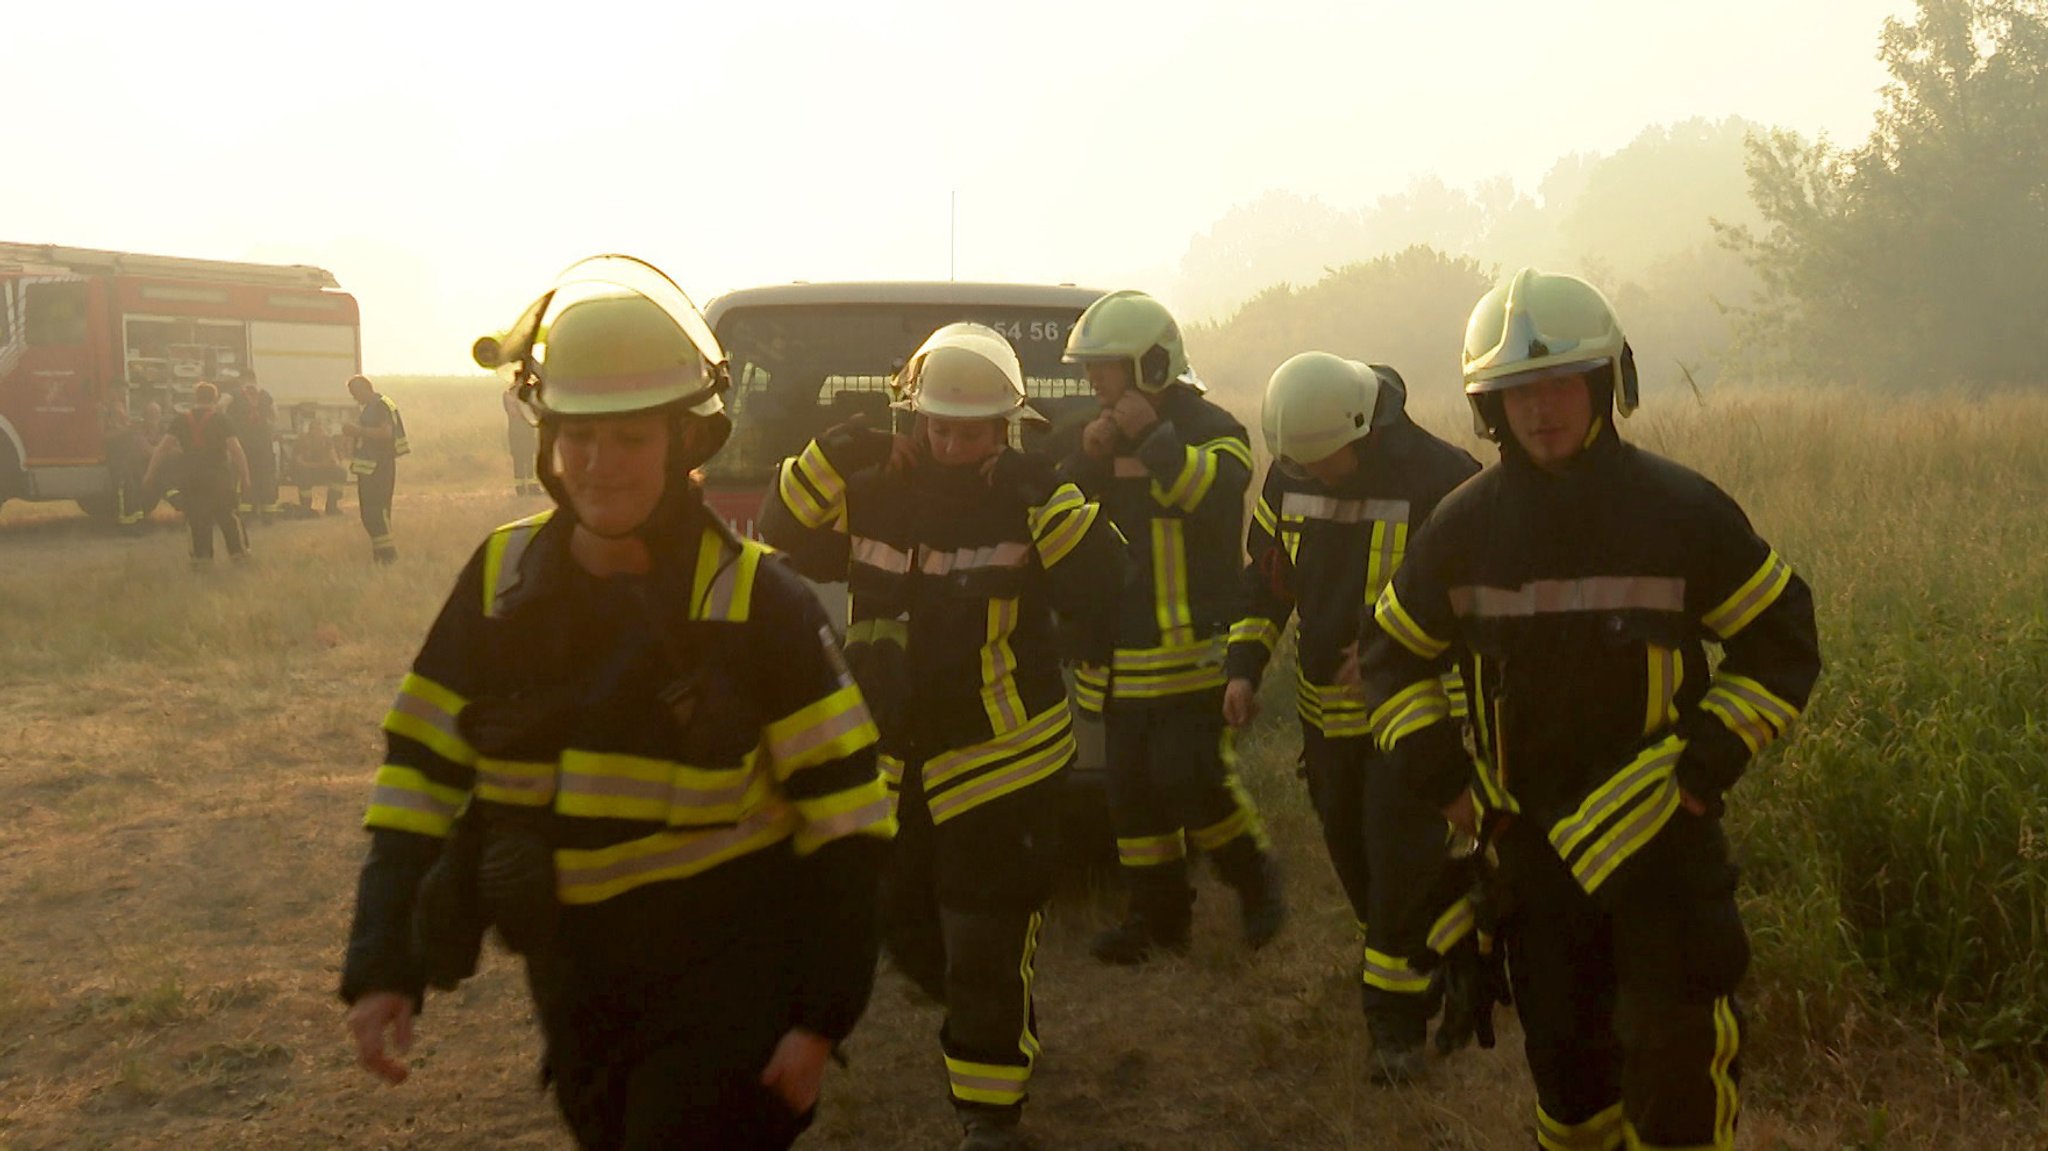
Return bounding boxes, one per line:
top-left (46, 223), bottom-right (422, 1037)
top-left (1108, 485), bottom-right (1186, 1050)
top-left (1435, 933), bottom-right (1512, 1053)
top-left (1107, 390), bottom-right (1159, 441)
top-left (819, 421), bottom-right (899, 475)
top-left (1080, 413), bottom-right (1120, 461)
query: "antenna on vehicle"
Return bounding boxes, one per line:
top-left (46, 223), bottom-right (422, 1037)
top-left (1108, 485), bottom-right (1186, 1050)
top-left (949, 190), bottom-right (957, 282)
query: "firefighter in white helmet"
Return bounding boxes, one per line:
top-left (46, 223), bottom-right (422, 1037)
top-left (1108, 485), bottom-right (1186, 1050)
top-left (339, 255), bottom-right (895, 1150)
top-left (1357, 269), bottom-right (1822, 1148)
top-left (1057, 289), bottom-right (1286, 963)
top-left (1225, 352), bottom-right (1480, 1083)
top-left (761, 322), bottom-right (1123, 1151)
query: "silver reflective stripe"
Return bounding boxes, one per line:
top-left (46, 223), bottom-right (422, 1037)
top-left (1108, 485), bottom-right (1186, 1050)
top-left (850, 535), bottom-right (914, 575)
top-left (390, 692), bottom-right (462, 744)
top-left (1278, 492), bottom-right (1410, 525)
top-left (369, 785), bottom-right (459, 819)
top-left (488, 521), bottom-right (545, 614)
top-left (1449, 576), bottom-right (1686, 619)
top-left (922, 540), bottom-right (1031, 575)
top-left (800, 795), bottom-right (894, 843)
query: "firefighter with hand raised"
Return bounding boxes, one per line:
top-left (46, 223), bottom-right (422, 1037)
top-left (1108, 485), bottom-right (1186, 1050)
top-left (338, 256), bottom-right (896, 1151)
top-left (1225, 353), bottom-right (1479, 1083)
top-left (1057, 290), bottom-right (1285, 964)
top-left (1356, 270), bottom-right (1821, 1149)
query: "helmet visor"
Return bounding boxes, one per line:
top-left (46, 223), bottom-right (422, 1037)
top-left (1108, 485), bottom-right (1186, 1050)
top-left (493, 255), bottom-right (729, 416)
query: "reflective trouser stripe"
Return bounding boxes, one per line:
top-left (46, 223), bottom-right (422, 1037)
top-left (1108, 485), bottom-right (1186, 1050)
top-left (1116, 831), bottom-right (1186, 867)
top-left (1362, 946), bottom-right (1430, 994)
top-left (1538, 1102), bottom-right (1624, 1151)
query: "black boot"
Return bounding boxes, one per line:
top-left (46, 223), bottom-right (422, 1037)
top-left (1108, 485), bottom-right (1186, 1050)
top-left (1090, 865), bottom-right (1192, 965)
top-left (957, 1106), bottom-right (1029, 1151)
top-left (1213, 843), bottom-right (1286, 950)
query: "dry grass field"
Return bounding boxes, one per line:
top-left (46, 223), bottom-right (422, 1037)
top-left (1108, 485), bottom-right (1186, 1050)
top-left (2, 381), bottom-right (2044, 1149)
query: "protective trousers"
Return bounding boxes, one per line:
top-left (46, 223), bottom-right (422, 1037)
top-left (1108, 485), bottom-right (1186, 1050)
top-left (547, 968), bottom-right (815, 1151)
top-left (1500, 815), bottom-right (1747, 1151)
top-left (1300, 726), bottom-right (1457, 1050)
top-left (880, 760), bottom-right (1058, 1121)
top-left (1103, 694), bottom-right (1270, 926)
top-left (184, 487), bottom-right (246, 562)
top-left (358, 464), bottom-right (397, 562)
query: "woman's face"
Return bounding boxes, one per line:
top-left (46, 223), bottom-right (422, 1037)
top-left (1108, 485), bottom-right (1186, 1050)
top-left (552, 411), bottom-right (670, 534)
top-left (925, 416), bottom-right (1005, 467)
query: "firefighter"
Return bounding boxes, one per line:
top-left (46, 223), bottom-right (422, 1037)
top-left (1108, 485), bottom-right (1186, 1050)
top-left (507, 385), bottom-right (544, 496)
top-left (345, 373), bottom-right (407, 563)
top-left (142, 381), bottom-right (251, 566)
top-left (1224, 352), bottom-right (1479, 1083)
top-left (1356, 269), bottom-right (1821, 1149)
top-left (339, 256), bottom-right (895, 1151)
top-left (1057, 289), bottom-right (1284, 964)
top-left (761, 323), bottom-right (1123, 1151)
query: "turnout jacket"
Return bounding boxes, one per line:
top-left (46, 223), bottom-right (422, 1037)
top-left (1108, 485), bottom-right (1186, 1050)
top-left (1226, 398), bottom-right (1480, 738)
top-left (1360, 422), bottom-right (1820, 901)
top-left (763, 427), bottom-right (1124, 822)
top-left (341, 494), bottom-right (895, 1046)
top-left (1059, 387), bottom-right (1254, 709)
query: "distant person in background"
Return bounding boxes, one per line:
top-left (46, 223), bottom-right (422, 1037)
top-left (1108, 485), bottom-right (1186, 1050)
top-left (504, 385), bottom-right (542, 496)
top-left (345, 374), bottom-right (407, 563)
top-left (250, 377), bottom-right (282, 513)
top-left (101, 393), bottom-right (149, 526)
top-left (143, 381), bottom-right (251, 566)
top-left (293, 415), bottom-right (348, 516)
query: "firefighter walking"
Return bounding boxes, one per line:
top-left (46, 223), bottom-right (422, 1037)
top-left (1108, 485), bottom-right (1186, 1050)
top-left (763, 323), bottom-right (1123, 1150)
top-left (346, 373), bottom-right (407, 563)
top-left (142, 380), bottom-right (251, 566)
top-left (1225, 353), bottom-right (1479, 1083)
top-left (1357, 270), bottom-right (1821, 1150)
top-left (340, 256), bottom-right (895, 1150)
top-left (1057, 290), bottom-right (1285, 964)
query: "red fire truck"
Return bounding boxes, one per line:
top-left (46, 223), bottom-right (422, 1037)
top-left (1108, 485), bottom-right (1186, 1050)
top-left (0, 242), bottom-right (363, 518)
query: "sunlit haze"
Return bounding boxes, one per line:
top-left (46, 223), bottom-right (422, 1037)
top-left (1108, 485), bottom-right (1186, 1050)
top-left (10, 0), bottom-right (1913, 372)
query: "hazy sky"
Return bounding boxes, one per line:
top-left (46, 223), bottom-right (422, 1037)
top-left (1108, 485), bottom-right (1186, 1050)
top-left (10, 0), bottom-right (1914, 371)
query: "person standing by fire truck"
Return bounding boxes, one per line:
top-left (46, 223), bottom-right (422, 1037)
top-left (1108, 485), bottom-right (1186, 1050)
top-left (346, 374), bottom-right (406, 563)
top-left (142, 381), bottom-right (251, 565)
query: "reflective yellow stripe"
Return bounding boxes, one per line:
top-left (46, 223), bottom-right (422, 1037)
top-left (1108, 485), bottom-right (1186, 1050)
top-left (553, 750), bottom-right (763, 823)
top-left (1702, 550), bottom-right (1793, 639)
top-left (1369, 679), bottom-right (1451, 753)
top-left (555, 805), bottom-right (802, 904)
top-left (1117, 831), bottom-right (1186, 866)
top-left (381, 672), bottom-right (476, 766)
top-left (1538, 1102), bottom-right (1625, 1151)
top-left (925, 700), bottom-right (1070, 791)
top-left (1644, 644), bottom-right (1680, 736)
top-left (979, 597), bottom-right (1027, 733)
top-left (1150, 518), bottom-right (1194, 647)
top-left (364, 764), bottom-right (466, 837)
top-left (1712, 995), bottom-right (1741, 1146)
top-left (924, 703), bottom-right (1074, 824)
top-left (1189, 737), bottom-right (1268, 852)
top-left (1442, 664), bottom-right (1469, 721)
top-left (1451, 576), bottom-right (1687, 619)
top-left (1018, 910), bottom-right (1044, 1059)
top-left (846, 618), bottom-right (908, 647)
top-left (791, 777), bottom-right (896, 853)
top-left (690, 529), bottom-right (762, 622)
top-left (1426, 896), bottom-right (1475, 955)
top-left (1549, 736), bottom-right (1687, 896)
top-left (945, 1055), bottom-right (1030, 1107)
top-left (1156, 436), bottom-right (1249, 512)
top-left (1364, 518), bottom-right (1408, 602)
top-left (763, 683), bottom-right (878, 776)
top-left (877, 753), bottom-right (904, 790)
top-left (481, 510), bottom-right (552, 617)
top-left (1375, 583), bottom-right (1450, 659)
top-left (1296, 669), bottom-right (1374, 739)
top-left (1028, 483), bottom-right (1097, 569)
top-left (1252, 493), bottom-right (1277, 536)
top-left (1073, 665), bottom-right (1107, 713)
top-left (1700, 673), bottom-right (1799, 755)
top-left (781, 442), bottom-right (846, 530)
top-left (1362, 947), bottom-right (1431, 994)
top-left (1229, 616), bottom-right (1281, 654)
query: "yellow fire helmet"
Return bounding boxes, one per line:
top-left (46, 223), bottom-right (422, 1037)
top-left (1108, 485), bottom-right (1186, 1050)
top-left (892, 322), bottom-right (1047, 424)
top-left (1260, 351), bottom-right (1384, 468)
top-left (476, 254), bottom-right (730, 421)
top-left (1461, 268), bottom-right (1637, 438)
top-left (1062, 289), bottom-right (1203, 394)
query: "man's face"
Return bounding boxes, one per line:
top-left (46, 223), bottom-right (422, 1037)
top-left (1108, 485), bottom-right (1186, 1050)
top-left (924, 416), bottom-right (1005, 467)
top-left (1501, 373), bottom-right (1595, 469)
top-left (1084, 360), bottom-right (1135, 408)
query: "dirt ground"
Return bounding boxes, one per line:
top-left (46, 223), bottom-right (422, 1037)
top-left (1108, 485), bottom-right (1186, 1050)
top-left (1, 482), bottom-right (2041, 1150)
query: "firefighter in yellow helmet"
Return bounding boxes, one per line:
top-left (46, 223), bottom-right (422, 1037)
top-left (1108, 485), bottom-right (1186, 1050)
top-left (1057, 289), bottom-right (1285, 963)
top-left (339, 256), bottom-right (895, 1150)
top-left (1356, 269), bottom-right (1821, 1149)
top-left (1224, 352), bottom-right (1480, 1083)
top-left (761, 323), bottom-right (1121, 1151)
